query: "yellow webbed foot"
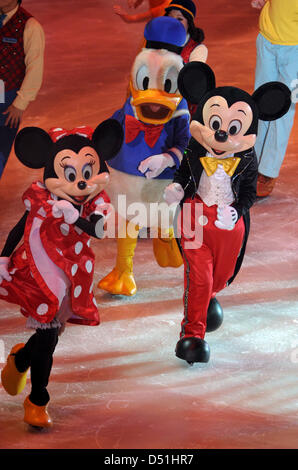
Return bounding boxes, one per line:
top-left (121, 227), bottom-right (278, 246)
top-left (1, 343), bottom-right (28, 396)
top-left (98, 268), bottom-right (137, 296)
top-left (153, 235), bottom-right (183, 268)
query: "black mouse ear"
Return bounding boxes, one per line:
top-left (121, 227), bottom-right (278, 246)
top-left (14, 127), bottom-right (53, 169)
top-left (252, 81), bottom-right (291, 121)
top-left (92, 119), bottom-right (124, 161)
top-left (178, 61), bottom-right (216, 104)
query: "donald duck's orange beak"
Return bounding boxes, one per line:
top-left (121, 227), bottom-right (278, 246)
top-left (130, 81), bottom-right (182, 125)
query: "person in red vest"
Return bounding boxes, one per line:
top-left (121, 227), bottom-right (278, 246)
top-left (0, 0), bottom-right (45, 178)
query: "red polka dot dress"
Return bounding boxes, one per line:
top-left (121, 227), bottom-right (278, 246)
top-left (0, 182), bottom-right (110, 327)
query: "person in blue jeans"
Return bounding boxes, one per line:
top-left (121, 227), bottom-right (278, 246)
top-left (251, 0), bottom-right (298, 197)
top-left (0, 0), bottom-right (45, 178)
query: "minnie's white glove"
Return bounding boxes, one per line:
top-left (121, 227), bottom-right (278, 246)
top-left (94, 202), bottom-right (113, 221)
top-left (0, 257), bottom-right (12, 284)
top-left (138, 153), bottom-right (174, 179)
top-left (48, 200), bottom-right (80, 224)
top-left (163, 183), bottom-right (185, 205)
top-left (214, 206), bottom-right (238, 231)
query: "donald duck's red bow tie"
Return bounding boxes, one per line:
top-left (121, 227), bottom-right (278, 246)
top-left (125, 115), bottom-right (164, 148)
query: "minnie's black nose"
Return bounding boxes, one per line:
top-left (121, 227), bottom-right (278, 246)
top-left (214, 130), bottom-right (228, 142)
top-left (78, 181), bottom-right (87, 190)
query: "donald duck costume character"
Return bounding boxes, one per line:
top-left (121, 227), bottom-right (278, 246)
top-left (98, 17), bottom-right (190, 296)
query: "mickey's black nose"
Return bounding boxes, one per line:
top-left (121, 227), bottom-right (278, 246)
top-left (78, 181), bottom-right (87, 190)
top-left (214, 130), bottom-right (228, 142)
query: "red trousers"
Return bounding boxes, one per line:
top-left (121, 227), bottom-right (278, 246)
top-left (180, 196), bottom-right (245, 339)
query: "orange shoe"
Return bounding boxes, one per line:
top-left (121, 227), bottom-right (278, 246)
top-left (257, 173), bottom-right (277, 197)
top-left (23, 396), bottom-right (53, 428)
top-left (1, 343), bottom-right (28, 396)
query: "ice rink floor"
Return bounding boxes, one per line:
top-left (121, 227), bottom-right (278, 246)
top-left (0, 0), bottom-right (297, 449)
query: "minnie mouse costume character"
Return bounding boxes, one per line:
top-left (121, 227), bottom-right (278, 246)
top-left (0, 119), bottom-right (123, 428)
top-left (164, 61), bottom-right (291, 365)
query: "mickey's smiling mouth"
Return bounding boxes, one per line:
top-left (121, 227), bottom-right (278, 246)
top-left (211, 148), bottom-right (226, 156)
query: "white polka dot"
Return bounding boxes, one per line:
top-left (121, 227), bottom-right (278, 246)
top-left (198, 215), bottom-right (208, 226)
top-left (24, 199), bottom-right (31, 210)
top-left (0, 287), bottom-right (8, 296)
top-left (37, 207), bottom-right (47, 218)
top-left (51, 193), bottom-right (58, 201)
top-left (75, 226), bottom-right (83, 235)
top-left (22, 251), bottom-right (27, 260)
top-left (9, 268), bottom-right (17, 275)
top-left (87, 239), bottom-right (91, 247)
top-left (60, 223), bottom-right (70, 236)
top-left (75, 242), bottom-right (83, 255)
top-left (30, 272), bottom-right (34, 278)
top-left (56, 248), bottom-right (63, 256)
top-left (74, 286), bottom-right (82, 298)
top-left (85, 260), bottom-right (93, 273)
top-left (93, 297), bottom-right (98, 307)
top-left (37, 303), bottom-right (48, 315)
top-left (36, 182), bottom-right (45, 189)
top-left (71, 264), bottom-right (78, 276)
top-left (89, 281), bottom-right (94, 294)
top-left (95, 197), bottom-right (104, 206)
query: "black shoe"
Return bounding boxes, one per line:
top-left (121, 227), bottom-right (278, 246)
top-left (175, 337), bottom-right (210, 365)
top-left (206, 297), bottom-right (223, 333)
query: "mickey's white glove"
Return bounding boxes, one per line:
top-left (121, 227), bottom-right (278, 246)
top-left (163, 183), bottom-right (185, 205)
top-left (48, 199), bottom-right (80, 224)
top-left (0, 257), bottom-right (12, 284)
top-left (214, 206), bottom-right (238, 231)
top-left (138, 153), bottom-right (174, 179)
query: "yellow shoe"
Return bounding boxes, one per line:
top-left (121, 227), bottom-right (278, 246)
top-left (23, 396), bottom-right (53, 428)
top-left (98, 268), bottom-right (137, 296)
top-left (153, 236), bottom-right (183, 268)
top-left (1, 343), bottom-right (28, 396)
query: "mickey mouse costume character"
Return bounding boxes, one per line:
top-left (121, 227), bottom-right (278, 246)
top-left (164, 61), bottom-right (291, 365)
top-left (98, 17), bottom-right (190, 296)
top-left (0, 119), bottom-right (123, 429)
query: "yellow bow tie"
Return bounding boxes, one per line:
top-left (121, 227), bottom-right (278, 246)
top-left (200, 156), bottom-right (241, 177)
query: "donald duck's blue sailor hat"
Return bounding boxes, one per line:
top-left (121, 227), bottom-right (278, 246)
top-left (144, 16), bottom-right (186, 55)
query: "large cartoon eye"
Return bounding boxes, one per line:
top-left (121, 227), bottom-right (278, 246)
top-left (209, 115), bottom-right (222, 131)
top-left (228, 120), bottom-right (242, 135)
top-left (82, 163), bottom-right (93, 180)
top-left (136, 65), bottom-right (150, 90)
top-left (163, 66), bottom-right (179, 94)
top-left (64, 166), bottom-right (77, 182)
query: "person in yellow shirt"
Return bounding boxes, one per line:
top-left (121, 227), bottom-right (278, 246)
top-left (251, 0), bottom-right (298, 197)
top-left (0, 0), bottom-right (45, 177)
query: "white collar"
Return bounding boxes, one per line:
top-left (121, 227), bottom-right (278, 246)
top-left (206, 151), bottom-right (235, 159)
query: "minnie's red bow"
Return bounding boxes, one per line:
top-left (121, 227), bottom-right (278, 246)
top-left (48, 126), bottom-right (94, 143)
